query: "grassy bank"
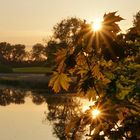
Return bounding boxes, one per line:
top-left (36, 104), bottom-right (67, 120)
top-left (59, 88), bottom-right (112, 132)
top-left (0, 66), bottom-right (53, 90)
top-left (13, 67), bottom-right (52, 74)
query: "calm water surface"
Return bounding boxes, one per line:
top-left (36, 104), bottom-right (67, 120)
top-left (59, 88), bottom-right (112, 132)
top-left (0, 88), bottom-right (92, 140)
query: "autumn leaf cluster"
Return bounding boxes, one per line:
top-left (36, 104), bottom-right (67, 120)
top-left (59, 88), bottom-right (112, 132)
top-left (49, 12), bottom-right (140, 139)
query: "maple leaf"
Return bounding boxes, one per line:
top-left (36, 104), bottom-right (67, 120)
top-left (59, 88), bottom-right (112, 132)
top-left (104, 11), bottom-right (124, 24)
top-left (49, 72), bottom-right (72, 93)
top-left (55, 48), bottom-right (67, 63)
top-left (86, 88), bottom-right (96, 101)
top-left (103, 12), bottom-right (124, 36)
top-left (54, 48), bottom-right (67, 72)
top-left (92, 64), bottom-right (111, 85)
top-left (77, 68), bottom-right (88, 77)
top-left (92, 64), bottom-right (104, 80)
top-left (76, 53), bottom-right (87, 66)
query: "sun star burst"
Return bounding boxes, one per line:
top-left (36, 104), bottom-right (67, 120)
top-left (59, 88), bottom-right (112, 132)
top-left (92, 19), bottom-right (102, 31)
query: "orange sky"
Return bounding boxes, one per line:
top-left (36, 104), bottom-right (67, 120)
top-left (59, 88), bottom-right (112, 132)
top-left (0, 0), bottom-right (140, 47)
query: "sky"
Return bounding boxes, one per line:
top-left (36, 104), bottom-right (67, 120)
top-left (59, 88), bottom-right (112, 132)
top-left (0, 0), bottom-right (140, 48)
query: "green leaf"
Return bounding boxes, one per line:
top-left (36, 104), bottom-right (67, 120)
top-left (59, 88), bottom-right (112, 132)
top-left (116, 87), bottom-right (132, 100)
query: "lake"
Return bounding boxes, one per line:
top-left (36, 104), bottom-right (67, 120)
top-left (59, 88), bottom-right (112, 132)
top-left (0, 87), bottom-right (93, 140)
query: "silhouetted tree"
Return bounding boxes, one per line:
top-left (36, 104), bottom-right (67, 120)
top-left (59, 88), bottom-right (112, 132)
top-left (53, 17), bottom-right (84, 44)
top-left (11, 44), bottom-right (26, 62)
top-left (45, 17), bottom-right (84, 67)
top-left (0, 42), bottom-right (27, 65)
top-left (126, 11), bottom-right (140, 42)
top-left (31, 43), bottom-right (46, 62)
top-left (45, 40), bottom-right (68, 66)
top-left (0, 42), bottom-right (13, 63)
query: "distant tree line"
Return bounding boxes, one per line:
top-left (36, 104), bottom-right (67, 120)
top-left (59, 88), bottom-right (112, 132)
top-left (0, 42), bottom-right (47, 67)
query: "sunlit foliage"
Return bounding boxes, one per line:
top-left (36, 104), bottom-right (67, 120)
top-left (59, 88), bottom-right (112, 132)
top-left (49, 12), bottom-right (140, 139)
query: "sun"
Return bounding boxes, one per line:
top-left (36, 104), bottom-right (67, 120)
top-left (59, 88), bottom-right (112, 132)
top-left (92, 109), bottom-right (101, 119)
top-left (91, 19), bottom-right (102, 31)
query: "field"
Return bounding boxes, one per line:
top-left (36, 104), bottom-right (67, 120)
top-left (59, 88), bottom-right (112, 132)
top-left (13, 67), bottom-right (52, 74)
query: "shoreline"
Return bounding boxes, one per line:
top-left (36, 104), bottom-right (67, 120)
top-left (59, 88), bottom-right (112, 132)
top-left (0, 73), bottom-right (50, 90)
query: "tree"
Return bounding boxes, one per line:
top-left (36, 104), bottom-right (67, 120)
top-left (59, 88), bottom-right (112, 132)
top-left (49, 12), bottom-right (140, 139)
top-left (45, 39), bottom-right (68, 66)
top-left (45, 17), bottom-right (84, 67)
top-left (31, 43), bottom-right (46, 62)
top-left (0, 42), bottom-right (27, 65)
top-left (126, 11), bottom-right (140, 42)
top-left (0, 42), bottom-right (13, 63)
top-left (11, 44), bottom-right (26, 62)
top-left (53, 17), bottom-right (84, 44)
top-left (133, 11), bottom-right (140, 33)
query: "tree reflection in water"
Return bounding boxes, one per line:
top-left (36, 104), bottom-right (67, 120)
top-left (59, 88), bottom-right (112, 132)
top-left (0, 88), bottom-right (92, 139)
top-left (44, 95), bottom-right (90, 140)
top-left (0, 88), bottom-right (46, 106)
top-left (0, 89), bottom-right (27, 106)
top-left (31, 93), bottom-right (45, 105)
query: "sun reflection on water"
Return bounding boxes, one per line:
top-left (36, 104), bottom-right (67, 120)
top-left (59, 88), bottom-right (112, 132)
top-left (82, 100), bottom-right (95, 112)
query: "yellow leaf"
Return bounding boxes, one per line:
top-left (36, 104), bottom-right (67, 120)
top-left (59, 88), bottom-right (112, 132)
top-left (54, 48), bottom-right (67, 72)
top-left (56, 59), bottom-right (65, 72)
top-left (76, 53), bottom-right (86, 66)
top-left (55, 48), bottom-right (67, 63)
top-left (92, 64), bottom-right (104, 80)
top-left (49, 72), bottom-right (72, 93)
top-left (103, 78), bottom-right (111, 85)
top-left (101, 60), bottom-right (112, 67)
top-left (86, 88), bottom-right (96, 101)
top-left (68, 68), bottom-right (76, 75)
top-left (77, 69), bottom-right (87, 77)
top-left (60, 73), bottom-right (72, 90)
